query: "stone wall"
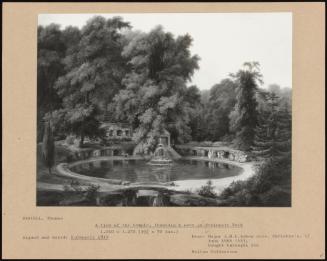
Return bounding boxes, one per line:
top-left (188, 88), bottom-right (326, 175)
top-left (65, 147), bottom-right (130, 162)
top-left (175, 146), bottom-right (248, 163)
top-left (101, 122), bottom-right (132, 142)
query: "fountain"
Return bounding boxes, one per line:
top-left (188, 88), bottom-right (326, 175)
top-left (147, 143), bottom-right (173, 166)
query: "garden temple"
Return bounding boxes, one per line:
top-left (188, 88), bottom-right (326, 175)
top-left (100, 122), bottom-right (171, 146)
top-left (100, 122), bottom-right (133, 142)
top-left (98, 121), bottom-right (247, 162)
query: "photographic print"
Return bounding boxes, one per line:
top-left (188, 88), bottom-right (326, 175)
top-left (37, 13), bottom-right (292, 207)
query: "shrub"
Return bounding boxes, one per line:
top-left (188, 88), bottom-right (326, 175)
top-left (70, 180), bottom-right (83, 192)
top-left (63, 184), bottom-right (72, 192)
top-left (65, 135), bottom-right (75, 145)
top-left (234, 189), bottom-right (252, 205)
top-left (202, 141), bottom-right (213, 146)
top-left (259, 186), bottom-right (291, 206)
top-left (219, 157), bottom-right (291, 206)
top-left (198, 180), bottom-right (217, 198)
top-left (84, 184), bottom-right (100, 203)
top-left (220, 180), bottom-right (245, 199)
top-left (65, 153), bottom-right (74, 163)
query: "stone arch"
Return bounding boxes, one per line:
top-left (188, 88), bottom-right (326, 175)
top-left (117, 130), bottom-right (122, 136)
top-left (113, 149), bottom-right (121, 156)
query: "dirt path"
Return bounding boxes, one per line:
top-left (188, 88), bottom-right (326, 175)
top-left (172, 157), bottom-right (256, 195)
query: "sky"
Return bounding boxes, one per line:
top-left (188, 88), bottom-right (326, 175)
top-left (38, 13), bottom-right (292, 90)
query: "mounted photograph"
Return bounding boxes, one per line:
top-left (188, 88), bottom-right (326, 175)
top-left (37, 13), bottom-right (292, 207)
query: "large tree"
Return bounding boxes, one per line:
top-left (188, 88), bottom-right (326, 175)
top-left (190, 89), bottom-right (212, 142)
top-left (268, 84), bottom-right (292, 111)
top-left (113, 26), bottom-right (199, 147)
top-left (37, 24), bottom-right (67, 141)
top-left (51, 16), bottom-right (130, 146)
top-left (204, 78), bottom-right (237, 141)
top-left (229, 62), bottom-right (262, 150)
top-left (183, 85), bottom-right (203, 141)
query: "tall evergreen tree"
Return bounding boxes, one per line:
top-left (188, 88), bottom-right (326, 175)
top-left (252, 92), bottom-right (279, 159)
top-left (274, 105), bottom-right (292, 160)
top-left (229, 62), bottom-right (262, 151)
top-left (42, 121), bottom-right (55, 174)
top-left (252, 93), bottom-right (291, 161)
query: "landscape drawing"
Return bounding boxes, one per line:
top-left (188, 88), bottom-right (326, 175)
top-left (37, 13), bottom-right (292, 206)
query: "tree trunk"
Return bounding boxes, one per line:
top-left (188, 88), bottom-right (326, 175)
top-left (79, 133), bottom-right (84, 148)
top-left (43, 120), bottom-right (55, 175)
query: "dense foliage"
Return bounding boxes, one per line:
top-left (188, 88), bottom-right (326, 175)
top-left (220, 91), bottom-right (292, 206)
top-left (38, 18), bottom-right (291, 150)
top-left (40, 17), bottom-right (130, 146)
top-left (252, 93), bottom-right (291, 161)
top-left (37, 24), bottom-right (68, 141)
top-left (113, 26), bottom-right (200, 145)
top-left (228, 62), bottom-right (262, 150)
top-left (220, 154), bottom-right (291, 206)
top-left (195, 79), bottom-right (237, 142)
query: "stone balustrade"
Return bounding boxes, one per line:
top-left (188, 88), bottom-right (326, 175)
top-left (66, 146), bottom-right (130, 162)
top-left (175, 145), bottom-right (248, 163)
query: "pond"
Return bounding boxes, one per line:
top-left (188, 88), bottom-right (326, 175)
top-left (69, 159), bottom-right (243, 183)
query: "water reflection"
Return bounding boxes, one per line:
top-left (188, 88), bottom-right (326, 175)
top-left (70, 159), bottom-right (242, 183)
